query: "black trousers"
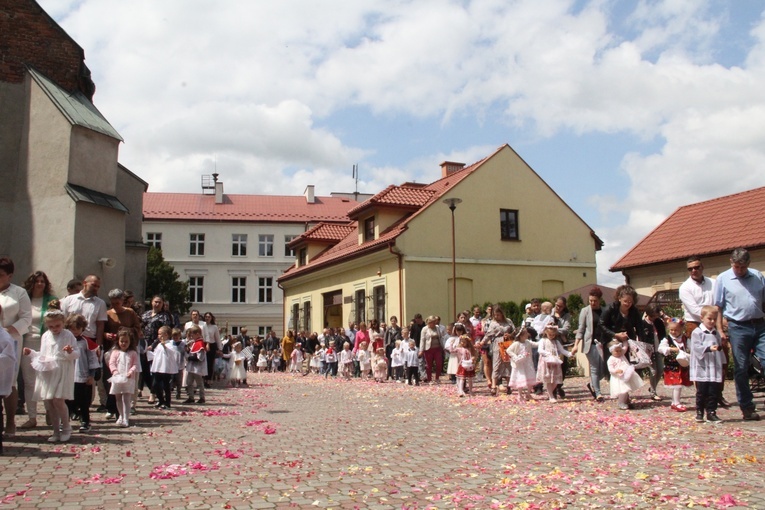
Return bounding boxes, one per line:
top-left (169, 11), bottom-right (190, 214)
top-left (695, 381), bottom-right (722, 413)
top-left (152, 373), bottom-right (173, 407)
top-left (407, 366), bottom-right (420, 385)
top-left (205, 344), bottom-right (218, 380)
top-left (66, 382), bottom-right (92, 425)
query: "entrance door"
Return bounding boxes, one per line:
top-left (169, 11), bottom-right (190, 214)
top-left (323, 290), bottom-right (343, 329)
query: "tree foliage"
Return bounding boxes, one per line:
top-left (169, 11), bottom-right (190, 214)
top-left (145, 247), bottom-right (191, 315)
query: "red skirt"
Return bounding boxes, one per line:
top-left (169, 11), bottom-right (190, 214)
top-left (663, 367), bottom-right (691, 387)
top-left (457, 365), bottom-right (475, 378)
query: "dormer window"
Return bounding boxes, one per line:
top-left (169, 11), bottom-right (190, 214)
top-left (364, 216), bottom-right (375, 242)
top-left (299, 248), bottom-right (307, 266)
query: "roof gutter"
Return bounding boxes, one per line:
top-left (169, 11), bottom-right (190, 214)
top-left (389, 243), bottom-right (403, 322)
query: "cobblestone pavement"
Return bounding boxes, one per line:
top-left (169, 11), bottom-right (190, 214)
top-left (2, 373), bottom-right (764, 509)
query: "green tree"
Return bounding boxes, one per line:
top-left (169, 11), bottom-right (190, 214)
top-left (145, 247), bottom-right (191, 315)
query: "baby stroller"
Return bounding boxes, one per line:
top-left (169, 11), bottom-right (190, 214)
top-left (750, 353), bottom-right (765, 393)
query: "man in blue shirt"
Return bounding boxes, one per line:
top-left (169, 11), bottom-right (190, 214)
top-left (714, 248), bottom-right (765, 421)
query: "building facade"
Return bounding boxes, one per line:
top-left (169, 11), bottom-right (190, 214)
top-left (0, 0), bottom-right (146, 299)
top-left (142, 182), bottom-right (358, 337)
top-left (279, 145), bottom-right (603, 333)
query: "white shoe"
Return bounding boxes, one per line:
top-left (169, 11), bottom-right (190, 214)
top-left (47, 434), bottom-right (60, 443)
top-left (59, 429), bottom-right (72, 442)
top-left (120, 420), bottom-right (129, 428)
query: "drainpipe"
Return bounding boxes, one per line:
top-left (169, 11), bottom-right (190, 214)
top-left (388, 243), bottom-right (403, 321)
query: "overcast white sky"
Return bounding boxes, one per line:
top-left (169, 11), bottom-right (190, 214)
top-left (39, 0), bottom-right (765, 286)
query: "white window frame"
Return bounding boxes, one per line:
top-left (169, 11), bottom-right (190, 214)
top-left (258, 276), bottom-right (273, 303)
top-left (258, 234), bottom-right (274, 257)
top-left (189, 276), bottom-right (204, 302)
top-left (284, 235), bottom-right (297, 257)
top-left (232, 276), bottom-right (247, 303)
top-left (190, 233), bottom-right (205, 256)
top-left (232, 234), bottom-right (248, 257)
top-left (146, 232), bottom-right (162, 249)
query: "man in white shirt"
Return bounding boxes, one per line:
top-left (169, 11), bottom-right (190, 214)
top-left (679, 257), bottom-right (715, 337)
top-left (59, 275), bottom-right (107, 345)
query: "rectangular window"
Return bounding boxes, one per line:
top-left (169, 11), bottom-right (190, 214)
top-left (189, 276), bottom-right (204, 302)
top-left (258, 326), bottom-right (271, 337)
top-left (500, 209), bottom-right (519, 241)
top-left (303, 301), bottom-right (311, 332)
top-left (291, 303), bottom-right (300, 331)
top-left (373, 285), bottom-right (385, 323)
top-left (232, 276), bottom-right (247, 303)
top-left (259, 234), bottom-right (274, 257)
top-left (354, 289), bottom-right (366, 325)
top-left (231, 326), bottom-right (240, 337)
top-left (232, 234), bottom-right (247, 256)
top-left (364, 217), bottom-right (375, 242)
top-left (258, 277), bottom-right (273, 303)
top-left (146, 232), bottom-right (162, 249)
top-left (190, 233), bottom-right (205, 256)
top-left (299, 248), bottom-right (307, 266)
top-left (284, 235), bottom-right (297, 257)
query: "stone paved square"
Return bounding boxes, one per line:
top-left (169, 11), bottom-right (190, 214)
top-left (2, 372), bottom-right (764, 509)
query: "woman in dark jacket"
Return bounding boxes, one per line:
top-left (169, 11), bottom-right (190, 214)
top-left (599, 285), bottom-right (648, 360)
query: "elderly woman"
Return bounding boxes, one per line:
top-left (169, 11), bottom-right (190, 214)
top-left (571, 287), bottom-right (606, 401)
top-left (419, 315), bottom-right (445, 383)
top-left (484, 305), bottom-right (515, 395)
top-left (0, 258), bottom-right (32, 438)
top-left (18, 271), bottom-right (56, 428)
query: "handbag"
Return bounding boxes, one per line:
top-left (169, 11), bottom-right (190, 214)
top-left (460, 356), bottom-right (474, 370)
top-left (675, 349), bottom-right (690, 367)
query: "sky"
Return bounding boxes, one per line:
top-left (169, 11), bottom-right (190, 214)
top-left (38, 0), bottom-right (765, 287)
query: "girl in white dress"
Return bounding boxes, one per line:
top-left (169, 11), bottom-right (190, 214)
top-left (607, 340), bottom-right (644, 410)
top-left (507, 326), bottom-right (539, 403)
top-left (536, 324), bottom-right (571, 403)
top-left (445, 323), bottom-right (466, 383)
top-left (256, 350), bottom-right (268, 372)
top-left (23, 310), bottom-right (78, 442)
top-left (357, 341), bottom-right (372, 379)
top-left (229, 342), bottom-right (247, 387)
top-left (108, 328), bottom-right (139, 427)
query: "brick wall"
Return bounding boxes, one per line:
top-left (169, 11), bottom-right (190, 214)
top-left (0, 0), bottom-right (94, 99)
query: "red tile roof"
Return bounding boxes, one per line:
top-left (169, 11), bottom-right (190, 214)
top-left (347, 185), bottom-right (437, 218)
top-left (290, 222), bottom-right (356, 246)
top-left (611, 186), bottom-right (765, 271)
top-left (143, 193), bottom-right (357, 223)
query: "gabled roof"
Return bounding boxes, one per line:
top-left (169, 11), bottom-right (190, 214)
top-left (28, 67), bottom-right (122, 141)
top-left (289, 222), bottom-right (356, 247)
top-left (143, 192), bottom-right (357, 223)
top-left (611, 186), bottom-right (765, 271)
top-left (347, 185), bottom-right (437, 218)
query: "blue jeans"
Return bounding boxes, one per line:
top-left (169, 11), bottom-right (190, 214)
top-left (727, 320), bottom-right (765, 410)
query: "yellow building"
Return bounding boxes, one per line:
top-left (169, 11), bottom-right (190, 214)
top-left (278, 144), bottom-right (602, 332)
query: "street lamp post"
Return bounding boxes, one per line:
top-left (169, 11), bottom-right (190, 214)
top-left (442, 197), bottom-right (462, 321)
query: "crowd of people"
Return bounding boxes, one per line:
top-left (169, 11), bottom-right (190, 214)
top-left (1, 247), bottom-right (764, 452)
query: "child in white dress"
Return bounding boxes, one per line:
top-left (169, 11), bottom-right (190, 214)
top-left (536, 324), bottom-right (571, 403)
top-left (290, 344), bottom-right (304, 374)
top-left (0, 325), bottom-right (16, 454)
top-left (23, 310), bottom-right (77, 442)
top-left (271, 348), bottom-right (282, 372)
top-left (454, 335), bottom-right (477, 397)
top-left (108, 328), bottom-right (140, 427)
top-left (339, 342), bottom-right (354, 380)
top-left (357, 342), bottom-right (372, 379)
top-left (373, 347), bottom-right (387, 382)
top-left (229, 342), bottom-right (248, 387)
top-left (150, 326), bottom-right (179, 410)
top-left (256, 350), bottom-right (268, 372)
top-left (445, 323), bottom-right (465, 383)
top-left (507, 326), bottom-right (539, 403)
top-left (607, 340), bottom-right (644, 410)
top-left (690, 306), bottom-right (725, 424)
top-left (391, 340), bottom-right (405, 382)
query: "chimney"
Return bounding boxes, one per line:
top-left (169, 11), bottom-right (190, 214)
top-left (440, 161), bottom-right (465, 178)
top-left (215, 180), bottom-right (224, 204)
top-left (304, 185), bottom-right (315, 204)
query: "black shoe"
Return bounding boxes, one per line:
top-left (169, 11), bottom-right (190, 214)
top-left (742, 407), bottom-right (760, 421)
top-left (95, 405), bottom-right (107, 412)
top-left (706, 412), bottom-right (723, 424)
top-left (196, 398), bottom-right (206, 404)
top-left (203, 382), bottom-right (211, 389)
top-left (718, 397), bottom-right (731, 409)
top-left (79, 423), bottom-right (91, 432)
top-left (182, 398), bottom-right (194, 404)
top-left (558, 387), bottom-right (566, 399)
top-left (695, 411), bottom-right (705, 423)
top-left (586, 383), bottom-right (596, 398)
